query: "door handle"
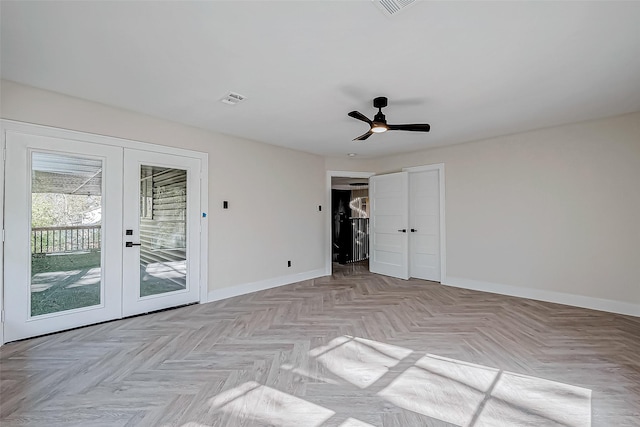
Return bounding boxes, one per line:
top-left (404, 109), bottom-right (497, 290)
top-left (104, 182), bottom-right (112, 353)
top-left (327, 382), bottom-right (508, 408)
top-left (397, 229), bottom-right (407, 233)
top-left (411, 228), bottom-right (418, 232)
top-left (125, 242), bottom-right (142, 247)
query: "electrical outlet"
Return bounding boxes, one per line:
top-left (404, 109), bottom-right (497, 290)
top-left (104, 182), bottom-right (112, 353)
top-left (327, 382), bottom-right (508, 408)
top-left (287, 260), bottom-right (292, 267)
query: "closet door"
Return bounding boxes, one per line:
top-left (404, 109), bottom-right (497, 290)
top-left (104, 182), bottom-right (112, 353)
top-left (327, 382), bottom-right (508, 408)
top-left (369, 172), bottom-right (409, 279)
top-left (3, 132), bottom-right (123, 342)
top-left (409, 170), bottom-right (441, 281)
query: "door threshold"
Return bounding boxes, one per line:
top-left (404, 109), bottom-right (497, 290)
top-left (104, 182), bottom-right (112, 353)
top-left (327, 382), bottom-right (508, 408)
top-left (5, 302), bottom-right (199, 344)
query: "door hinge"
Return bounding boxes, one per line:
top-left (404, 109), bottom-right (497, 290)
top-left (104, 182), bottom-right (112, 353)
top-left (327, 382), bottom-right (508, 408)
top-left (2, 229), bottom-right (4, 242)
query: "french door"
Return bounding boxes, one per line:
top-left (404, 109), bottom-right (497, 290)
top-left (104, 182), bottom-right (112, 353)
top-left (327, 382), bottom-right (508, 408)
top-left (122, 149), bottom-right (200, 317)
top-left (3, 133), bottom-right (201, 342)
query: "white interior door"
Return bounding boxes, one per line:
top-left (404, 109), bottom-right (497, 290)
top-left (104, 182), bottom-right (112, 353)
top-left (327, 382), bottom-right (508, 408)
top-left (409, 170), bottom-right (441, 281)
top-left (3, 132), bottom-right (123, 342)
top-left (369, 172), bottom-right (409, 279)
top-left (122, 149), bottom-right (201, 317)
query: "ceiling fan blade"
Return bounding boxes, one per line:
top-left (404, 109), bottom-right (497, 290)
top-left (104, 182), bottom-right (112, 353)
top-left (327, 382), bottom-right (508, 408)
top-left (388, 123), bottom-right (431, 132)
top-left (353, 131), bottom-right (373, 141)
top-left (348, 111), bottom-right (373, 125)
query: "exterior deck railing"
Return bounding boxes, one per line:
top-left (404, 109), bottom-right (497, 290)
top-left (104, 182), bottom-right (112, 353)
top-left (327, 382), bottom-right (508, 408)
top-left (32, 225), bottom-right (101, 254)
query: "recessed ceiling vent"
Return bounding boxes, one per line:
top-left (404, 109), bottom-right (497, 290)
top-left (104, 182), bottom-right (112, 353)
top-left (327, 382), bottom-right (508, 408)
top-left (220, 92), bottom-right (247, 106)
top-left (373, 0), bottom-right (417, 17)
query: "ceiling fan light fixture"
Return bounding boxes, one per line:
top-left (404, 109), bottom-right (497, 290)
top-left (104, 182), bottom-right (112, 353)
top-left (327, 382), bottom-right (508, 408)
top-left (371, 123), bottom-right (388, 133)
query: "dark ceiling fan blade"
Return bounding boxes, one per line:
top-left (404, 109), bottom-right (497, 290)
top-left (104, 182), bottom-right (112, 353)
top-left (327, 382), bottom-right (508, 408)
top-left (388, 123), bottom-right (431, 132)
top-left (348, 111), bottom-right (373, 125)
top-left (353, 130), bottom-right (373, 141)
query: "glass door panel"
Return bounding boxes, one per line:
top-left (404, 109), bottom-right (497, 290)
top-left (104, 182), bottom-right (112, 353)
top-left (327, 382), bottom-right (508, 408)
top-left (139, 165), bottom-right (187, 297)
top-left (30, 152), bottom-right (103, 316)
top-left (4, 132), bottom-right (123, 342)
top-left (122, 149), bottom-right (200, 317)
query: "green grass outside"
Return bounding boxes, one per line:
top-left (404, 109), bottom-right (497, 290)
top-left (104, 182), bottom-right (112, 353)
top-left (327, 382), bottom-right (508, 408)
top-left (31, 251), bottom-right (101, 316)
top-left (30, 251), bottom-right (186, 316)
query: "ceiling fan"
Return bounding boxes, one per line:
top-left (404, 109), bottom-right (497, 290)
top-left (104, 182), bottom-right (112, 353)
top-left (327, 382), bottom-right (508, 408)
top-left (348, 96), bottom-right (430, 141)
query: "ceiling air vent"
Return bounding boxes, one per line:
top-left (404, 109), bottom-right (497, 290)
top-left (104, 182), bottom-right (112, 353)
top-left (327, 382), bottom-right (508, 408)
top-left (220, 92), bottom-right (247, 106)
top-left (373, 0), bottom-right (417, 17)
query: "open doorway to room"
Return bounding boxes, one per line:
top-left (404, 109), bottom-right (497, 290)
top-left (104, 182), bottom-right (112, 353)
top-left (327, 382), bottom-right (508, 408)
top-left (331, 176), bottom-right (370, 275)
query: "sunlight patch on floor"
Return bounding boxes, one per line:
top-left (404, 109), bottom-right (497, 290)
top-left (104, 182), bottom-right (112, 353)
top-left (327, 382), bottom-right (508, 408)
top-left (475, 371), bottom-right (591, 427)
top-left (378, 354), bottom-right (591, 427)
top-left (379, 355), bottom-right (496, 425)
top-left (280, 362), bottom-right (340, 385)
top-left (309, 335), bottom-right (351, 358)
top-left (209, 381), bottom-right (334, 427)
top-left (338, 417), bottom-right (377, 427)
top-left (203, 337), bottom-right (591, 427)
top-left (312, 335), bottom-right (412, 389)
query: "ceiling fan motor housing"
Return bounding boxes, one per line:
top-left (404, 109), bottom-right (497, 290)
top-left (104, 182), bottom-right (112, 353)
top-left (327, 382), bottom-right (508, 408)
top-left (373, 96), bottom-right (388, 109)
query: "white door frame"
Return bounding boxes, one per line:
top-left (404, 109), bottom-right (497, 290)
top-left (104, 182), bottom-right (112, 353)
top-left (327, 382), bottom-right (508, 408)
top-left (1, 120), bottom-right (209, 345)
top-left (325, 170), bottom-right (375, 275)
top-left (403, 163), bottom-right (446, 282)
top-left (0, 128), bottom-right (4, 345)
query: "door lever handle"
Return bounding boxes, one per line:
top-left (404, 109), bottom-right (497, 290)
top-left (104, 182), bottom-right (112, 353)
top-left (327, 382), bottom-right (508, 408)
top-left (397, 229), bottom-right (407, 233)
top-left (411, 228), bottom-right (418, 232)
top-left (125, 242), bottom-right (142, 247)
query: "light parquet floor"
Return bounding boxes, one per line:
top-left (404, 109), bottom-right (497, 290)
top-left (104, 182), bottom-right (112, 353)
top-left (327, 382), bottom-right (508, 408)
top-left (1, 262), bottom-right (639, 426)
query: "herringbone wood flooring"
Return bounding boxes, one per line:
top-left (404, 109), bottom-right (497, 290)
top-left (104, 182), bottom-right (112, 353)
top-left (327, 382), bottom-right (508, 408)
top-left (1, 263), bottom-right (639, 426)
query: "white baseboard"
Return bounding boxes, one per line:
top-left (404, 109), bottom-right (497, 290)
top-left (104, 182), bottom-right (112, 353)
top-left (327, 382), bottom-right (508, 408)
top-left (444, 276), bottom-right (640, 317)
top-left (207, 268), bottom-right (327, 303)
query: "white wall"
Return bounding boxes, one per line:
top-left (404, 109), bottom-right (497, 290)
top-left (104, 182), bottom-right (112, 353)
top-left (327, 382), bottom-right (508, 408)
top-left (370, 112), bottom-right (640, 309)
top-left (0, 80), bottom-right (327, 293)
top-left (4, 79), bottom-right (638, 315)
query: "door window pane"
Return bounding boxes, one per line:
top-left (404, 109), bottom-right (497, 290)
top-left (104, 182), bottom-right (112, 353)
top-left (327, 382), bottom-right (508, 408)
top-left (139, 166), bottom-right (187, 297)
top-left (31, 152), bottom-right (103, 316)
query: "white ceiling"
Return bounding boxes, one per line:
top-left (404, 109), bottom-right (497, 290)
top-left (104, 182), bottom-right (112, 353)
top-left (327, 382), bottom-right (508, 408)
top-left (2, 1), bottom-right (640, 159)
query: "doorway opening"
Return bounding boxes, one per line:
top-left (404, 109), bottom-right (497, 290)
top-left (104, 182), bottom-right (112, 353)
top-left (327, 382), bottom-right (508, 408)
top-left (331, 176), bottom-right (370, 275)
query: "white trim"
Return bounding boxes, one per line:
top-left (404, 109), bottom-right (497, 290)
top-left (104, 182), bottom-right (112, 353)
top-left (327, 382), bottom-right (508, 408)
top-left (0, 130), bottom-right (5, 345)
top-left (207, 268), bottom-right (326, 303)
top-left (325, 171), bottom-right (375, 275)
top-left (1, 119), bottom-right (202, 158)
top-left (444, 276), bottom-right (640, 317)
top-left (199, 158), bottom-right (209, 305)
top-left (403, 163), bottom-right (446, 282)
